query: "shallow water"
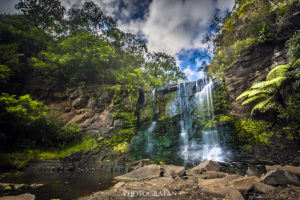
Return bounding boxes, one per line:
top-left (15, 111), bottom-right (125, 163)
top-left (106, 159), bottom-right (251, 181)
top-left (0, 170), bottom-right (122, 200)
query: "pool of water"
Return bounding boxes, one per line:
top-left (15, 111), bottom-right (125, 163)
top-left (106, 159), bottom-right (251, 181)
top-left (0, 170), bottom-right (123, 200)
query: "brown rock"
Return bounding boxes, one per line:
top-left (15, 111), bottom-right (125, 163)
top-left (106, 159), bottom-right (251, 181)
top-left (113, 182), bottom-right (125, 189)
top-left (246, 167), bottom-right (259, 177)
top-left (261, 169), bottom-right (299, 186)
top-left (0, 193), bottom-right (35, 200)
top-left (226, 188), bottom-right (244, 200)
top-left (145, 177), bottom-right (174, 187)
top-left (253, 182), bottom-right (275, 193)
top-left (198, 175), bottom-right (242, 188)
top-left (229, 176), bottom-right (260, 192)
top-left (197, 171), bottom-right (228, 179)
top-left (266, 165), bottom-right (300, 176)
top-left (201, 185), bottom-right (228, 197)
top-left (114, 164), bottom-right (163, 182)
top-left (163, 165), bottom-right (185, 177)
top-left (125, 159), bottom-right (152, 173)
top-left (190, 160), bottom-right (220, 174)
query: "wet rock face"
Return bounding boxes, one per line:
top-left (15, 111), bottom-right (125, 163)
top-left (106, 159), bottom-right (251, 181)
top-left (222, 41), bottom-right (288, 118)
top-left (34, 86), bottom-right (115, 137)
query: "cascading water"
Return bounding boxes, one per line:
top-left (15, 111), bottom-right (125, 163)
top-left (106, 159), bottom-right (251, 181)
top-left (131, 77), bottom-right (232, 166)
top-left (176, 78), bottom-right (228, 164)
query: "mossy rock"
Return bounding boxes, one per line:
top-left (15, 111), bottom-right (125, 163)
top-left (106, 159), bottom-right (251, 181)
top-left (158, 137), bottom-right (172, 148)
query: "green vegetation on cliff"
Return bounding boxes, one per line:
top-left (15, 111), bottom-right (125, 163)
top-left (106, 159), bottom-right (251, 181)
top-left (207, 0), bottom-right (300, 76)
top-left (206, 0), bottom-right (300, 144)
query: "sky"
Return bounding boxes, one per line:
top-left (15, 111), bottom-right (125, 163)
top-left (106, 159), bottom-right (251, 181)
top-left (0, 0), bottom-right (235, 81)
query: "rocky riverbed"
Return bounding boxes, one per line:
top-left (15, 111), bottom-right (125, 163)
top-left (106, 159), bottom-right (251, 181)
top-left (79, 160), bottom-right (300, 200)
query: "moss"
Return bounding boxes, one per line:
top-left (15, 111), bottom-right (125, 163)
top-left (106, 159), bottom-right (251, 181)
top-left (39, 136), bottom-right (98, 160)
top-left (113, 142), bottom-right (130, 153)
top-left (233, 37), bottom-right (256, 57)
top-left (219, 115), bottom-right (272, 144)
top-left (213, 80), bottom-right (229, 116)
top-left (236, 0), bottom-right (255, 18)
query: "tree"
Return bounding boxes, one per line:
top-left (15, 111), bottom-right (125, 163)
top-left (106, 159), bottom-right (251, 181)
top-left (145, 52), bottom-right (186, 85)
top-left (31, 32), bottom-right (117, 85)
top-left (15, 0), bottom-right (65, 29)
top-left (67, 1), bottom-right (116, 35)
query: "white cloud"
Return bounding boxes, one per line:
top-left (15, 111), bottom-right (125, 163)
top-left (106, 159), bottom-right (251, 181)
top-left (183, 65), bottom-right (205, 81)
top-left (118, 0), bottom-right (234, 56)
top-left (0, 0), bottom-right (19, 14)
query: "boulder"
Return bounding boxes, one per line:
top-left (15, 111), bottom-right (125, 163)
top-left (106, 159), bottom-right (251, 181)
top-left (198, 175), bottom-right (242, 188)
top-left (190, 160), bottom-right (220, 174)
top-left (229, 176), bottom-right (260, 192)
top-left (253, 182), bottom-right (275, 193)
top-left (113, 182), bottom-right (125, 189)
top-left (145, 176), bottom-right (174, 187)
top-left (226, 188), bottom-right (245, 200)
top-left (246, 167), bottom-right (260, 177)
top-left (266, 165), bottom-right (300, 176)
top-left (197, 171), bottom-right (228, 179)
top-left (114, 164), bottom-right (163, 182)
top-left (0, 193), bottom-right (35, 200)
top-left (125, 159), bottom-right (151, 173)
top-left (261, 169), bottom-right (299, 186)
top-left (163, 165), bottom-right (185, 177)
top-left (201, 186), bottom-right (228, 197)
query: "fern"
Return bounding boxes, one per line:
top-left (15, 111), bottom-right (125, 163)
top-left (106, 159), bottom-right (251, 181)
top-left (251, 81), bottom-right (266, 89)
top-left (264, 77), bottom-right (286, 87)
top-left (251, 96), bottom-right (273, 115)
top-left (266, 64), bottom-right (290, 80)
top-left (242, 94), bottom-right (267, 105)
top-left (236, 90), bottom-right (253, 101)
top-left (237, 63), bottom-right (290, 115)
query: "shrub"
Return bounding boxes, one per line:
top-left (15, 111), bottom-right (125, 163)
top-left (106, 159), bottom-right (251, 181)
top-left (0, 93), bottom-right (81, 151)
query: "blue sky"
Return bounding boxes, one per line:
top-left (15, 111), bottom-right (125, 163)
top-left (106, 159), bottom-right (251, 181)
top-left (0, 0), bottom-right (235, 81)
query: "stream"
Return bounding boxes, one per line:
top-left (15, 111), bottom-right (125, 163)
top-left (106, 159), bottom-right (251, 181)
top-left (0, 170), bottom-right (122, 200)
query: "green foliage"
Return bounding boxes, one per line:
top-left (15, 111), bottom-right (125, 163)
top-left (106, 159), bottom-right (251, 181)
top-left (213, 80), bottom-right (229, 115)
top-left (220, 115), bottom-right (272, 144)
top-left (145, 52), bottom-right (186, 85)
top-left (0, 93), bottom-right (81, 151)
top-left (0, 65), bottom-right (10, 89)
top-left (286, 30), bottom-right (300, 61)
top-left (233, 37), bottom-right (256, 57)
top-left (0, 14), bottom-right (53, 93)
top-left (0, 136), bottom-right (97, 168)
top-left (207, 0), bottom-right (297, 76)
top-left (67, 1), bottom-right (115, 36)
top-left (15, 0), bottom-right (65, 30)
top-left (39, 136), bottom-right (97, 159)
top-left (102, 86), bottom-right (139, 147)
top-left (32, 32), bottom-right (116, 85)
top-left (237, 64), bottom-right (290, 115)
top-left (0, 0), bottom-right (187, 157)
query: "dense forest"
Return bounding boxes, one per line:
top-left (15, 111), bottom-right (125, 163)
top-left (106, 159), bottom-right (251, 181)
top-left (0, 0), bottom-right (187, 167)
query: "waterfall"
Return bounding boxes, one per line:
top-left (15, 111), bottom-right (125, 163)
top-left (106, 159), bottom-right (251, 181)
top-left (131, 78), bottom-right (231, 166)
top-left (177, 78), bottom-right (227, 164)
top-left (145, 121), bottom-right (157, 153)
